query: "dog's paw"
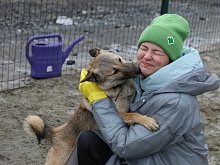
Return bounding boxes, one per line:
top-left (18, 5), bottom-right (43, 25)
top-left (141, 116), bottom-right (159, 131)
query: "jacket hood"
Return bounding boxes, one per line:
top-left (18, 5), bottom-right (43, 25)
top-left (134, 47), bottom-right (220, 99)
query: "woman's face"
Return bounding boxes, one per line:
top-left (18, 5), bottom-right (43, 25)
top-left (136, 42), bottom-right (170, 77)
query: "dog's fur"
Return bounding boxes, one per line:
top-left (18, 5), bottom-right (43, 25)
top-left (23, 48), bottom-right (159, 165)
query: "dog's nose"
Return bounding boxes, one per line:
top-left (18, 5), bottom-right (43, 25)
top-left (120, 63), bottom-right (141, 78)
top-left (136, 66), bottom-right (141, 75)
top-left (132, 63), bottom-right (141, 75)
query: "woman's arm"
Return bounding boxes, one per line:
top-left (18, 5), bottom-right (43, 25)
top-left (92, 94), bottom-right (193, 159)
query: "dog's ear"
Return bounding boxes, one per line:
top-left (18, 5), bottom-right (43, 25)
top-left (89, 48), bottom-right (101, 57)
top-left (80, 71), bottom-right (100, 83)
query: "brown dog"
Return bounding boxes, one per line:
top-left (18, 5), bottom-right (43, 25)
top-left (23, 48), bottom-right (159, 165)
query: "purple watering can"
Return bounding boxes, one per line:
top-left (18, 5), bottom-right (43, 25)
top-left (26, 34), bottom-right (84, 78)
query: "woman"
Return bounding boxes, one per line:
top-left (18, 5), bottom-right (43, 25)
top-left (66, 14), bottom-right (220, 165)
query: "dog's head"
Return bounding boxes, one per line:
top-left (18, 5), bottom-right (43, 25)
top-left (80, 48), bottom-right (140, 90)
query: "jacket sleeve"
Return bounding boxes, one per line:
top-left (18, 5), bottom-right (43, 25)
top-left (92, 94), bottom-right (195, 159)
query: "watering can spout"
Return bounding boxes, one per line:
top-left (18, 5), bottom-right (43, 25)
top-left (63, 35), bottom-right (85, 64)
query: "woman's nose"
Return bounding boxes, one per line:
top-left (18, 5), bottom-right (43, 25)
top-left (143, 51), bottom-right (153, 60)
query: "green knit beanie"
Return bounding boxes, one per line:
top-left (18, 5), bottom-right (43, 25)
top-left (137, 14), bottom-right (190, 61)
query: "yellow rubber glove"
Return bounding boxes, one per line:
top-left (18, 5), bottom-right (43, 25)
top-left (79, 69), bottom-right (107, 104)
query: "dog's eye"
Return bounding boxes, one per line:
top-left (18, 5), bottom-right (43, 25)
top-left (113, 68), bottom-right (119, 74)
top-left (118, 58), bottom-right (122, 63)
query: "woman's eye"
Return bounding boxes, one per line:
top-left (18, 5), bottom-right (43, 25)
top-left (154, 51), bottom-right (165, 56)
top-left (141, 47), bottom-right (147, 51)
top-left (140, 47), bottom-right (149, 52)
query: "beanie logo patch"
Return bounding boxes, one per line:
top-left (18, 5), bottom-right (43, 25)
top-left (167, 36), bottom-right (174, 45)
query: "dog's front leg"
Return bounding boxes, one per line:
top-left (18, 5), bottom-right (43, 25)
top-left (119, 112), bottom-right (159, 131)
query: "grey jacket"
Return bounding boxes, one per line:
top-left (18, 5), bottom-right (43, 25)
top-left (91, 47), bottom-right (220, 165)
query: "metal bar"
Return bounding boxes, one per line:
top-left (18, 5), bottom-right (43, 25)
top-left (160, 0), bottom-right (169, 15)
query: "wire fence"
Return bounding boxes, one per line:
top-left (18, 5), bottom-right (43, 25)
top-left (0, 0), bottom-right (220, 91)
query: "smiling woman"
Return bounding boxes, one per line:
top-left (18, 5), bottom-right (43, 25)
top-left (72, 14), bottom-right (220, 165)
top-left (137, 14), bottom-right (189, 62)
top-left (136, 42), bottom-right (170, 77)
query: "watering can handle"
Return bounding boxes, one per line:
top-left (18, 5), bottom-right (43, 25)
top-left (25, 34), bottom-right (62, 63)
